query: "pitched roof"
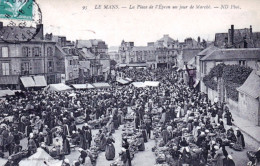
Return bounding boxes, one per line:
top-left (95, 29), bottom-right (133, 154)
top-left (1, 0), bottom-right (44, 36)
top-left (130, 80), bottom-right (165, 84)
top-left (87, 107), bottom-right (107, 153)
top-left (198, 45), bottom-right (219, 56)
top-left (201, 48), bottom-right (260, 61)
top-left (237, 70), bottom-right (260, 98)
top-left (182, 48), bottom-right (203, 62)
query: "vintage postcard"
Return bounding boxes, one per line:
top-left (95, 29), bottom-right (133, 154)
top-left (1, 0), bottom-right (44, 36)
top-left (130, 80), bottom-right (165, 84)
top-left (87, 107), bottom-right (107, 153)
top-left (0, 0), bottom-right (260, 166)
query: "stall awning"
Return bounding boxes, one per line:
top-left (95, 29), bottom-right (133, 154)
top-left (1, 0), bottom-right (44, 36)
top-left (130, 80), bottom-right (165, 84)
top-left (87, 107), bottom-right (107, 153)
top-left (45, 83), bottom-right (72, 92)
top-left (117, 64), bottom-right (127, 67)
top-left (92, 82), bottom-right (111, 88)
top-left (132, 82), bottom-right (146, 88)
top-left (72, 84), bottom-right (94, 89)
top-left (20, 77), bottom-right (35, 88)
top-left (0, 89), bottom-right (15, 97)
top-left (33, 76), bottom-right (47, 87)
top-left (125, 77), bottom-right (133, 82)
top-left (72, 84), bottom-right (87, 89)
top-left (116, 78), bottom-right (129, 85)
top-left (144, 81), bottom-right (160, 87)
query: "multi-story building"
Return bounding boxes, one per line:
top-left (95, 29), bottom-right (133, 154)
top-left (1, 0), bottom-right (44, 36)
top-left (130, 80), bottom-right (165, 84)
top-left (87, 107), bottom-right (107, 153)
top-left (46, 34), bottom-right (79, 84)
top-left (76, 39), bottom-right (110, 83)
top-left (0, 22), bottom-right (58, 89)
top-left (118, 35), bottom-right (179, 69)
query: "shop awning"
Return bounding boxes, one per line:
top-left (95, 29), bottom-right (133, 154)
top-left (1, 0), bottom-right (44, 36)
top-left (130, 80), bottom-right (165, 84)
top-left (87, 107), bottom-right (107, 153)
top-left (45, 83), bottom-right (72, 92)
top-left (116, 78), bottom-right (129, 85)
top-left (92, 82), bottom-right (111, 88)
top-left (144, 81), bottom-right (160, 87)
top-left (33, 76), bottom-right (47, 87)
top-left (0, 89), bottom-right (15, 97)
top-left (132, 82), bottom-right (146, 88)
top-left (20, 77), bottom-right (35, 88)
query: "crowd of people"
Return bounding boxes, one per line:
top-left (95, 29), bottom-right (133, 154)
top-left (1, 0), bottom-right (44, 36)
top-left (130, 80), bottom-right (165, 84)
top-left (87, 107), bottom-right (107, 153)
top-left (0, 67), bottom-right (259, 166)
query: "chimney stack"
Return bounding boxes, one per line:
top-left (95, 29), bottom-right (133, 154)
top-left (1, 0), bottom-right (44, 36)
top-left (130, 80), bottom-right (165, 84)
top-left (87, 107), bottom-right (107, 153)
top-left (0, 22), bottom-right (3, 29)
top-left (35, 24), bottom-right (44, 40)
top-left (198, 36), bottom-right (201, 43)
top-left (231, 25), bottom-right (234, 45)
top-left (250, 25), bottom-right (252, 39)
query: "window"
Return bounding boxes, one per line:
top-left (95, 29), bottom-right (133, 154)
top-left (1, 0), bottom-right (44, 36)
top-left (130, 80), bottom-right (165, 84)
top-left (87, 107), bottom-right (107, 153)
top-left (21, 62), bottom-right (30, 75)
top-left (130, 58), bottom-right (134, 62)
top-left (239, 60), bottom-right (246, 66)
top-left (32, 47), bottom-right (40, 57)
top-left (69, 60), bottom-right (73, 65)
top-left (48, 61), bottom-right (53, 72)
top-left (1, 47), bottom-right (8, 57)
top-left (2, 62), bottom-right (10, 75)
top-left (47, 47), bottom-right (53, 56)
top-left (22, 47), bottom-right (30, 57)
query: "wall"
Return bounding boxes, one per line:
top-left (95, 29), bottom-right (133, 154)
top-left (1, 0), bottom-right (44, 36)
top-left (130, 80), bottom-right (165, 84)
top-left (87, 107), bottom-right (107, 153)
top-left (238, 92), bottom-right (259, 125)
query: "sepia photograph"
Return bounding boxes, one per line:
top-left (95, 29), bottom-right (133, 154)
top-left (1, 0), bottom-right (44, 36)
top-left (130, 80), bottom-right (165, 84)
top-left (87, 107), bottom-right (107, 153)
top-left (0, 0), bottom-right (260, 165)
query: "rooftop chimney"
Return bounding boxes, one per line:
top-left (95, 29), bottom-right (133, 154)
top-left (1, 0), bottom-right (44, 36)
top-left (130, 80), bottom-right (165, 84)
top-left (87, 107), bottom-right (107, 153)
top-left (35, 24), bottom-right (44, 40)
top-left (250, 25), bottom-right (253, 39)
top-left (230, 25), bottom-right (234, 45)
top-left (198, 36), bottom-right (201, 43)
top-left (231, 25), bottom-right (234, 45)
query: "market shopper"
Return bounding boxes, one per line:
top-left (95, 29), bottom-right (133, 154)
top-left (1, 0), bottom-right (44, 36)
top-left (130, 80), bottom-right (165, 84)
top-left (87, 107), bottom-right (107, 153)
top-left (105, 132), bottom-right (115, 160)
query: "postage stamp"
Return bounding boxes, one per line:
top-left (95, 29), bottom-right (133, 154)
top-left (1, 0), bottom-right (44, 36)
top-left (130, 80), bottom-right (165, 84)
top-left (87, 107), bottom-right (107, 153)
top-left (0, 0), bottom-right (42, 43)
top-left (0, 0), bottom-right (34, 20)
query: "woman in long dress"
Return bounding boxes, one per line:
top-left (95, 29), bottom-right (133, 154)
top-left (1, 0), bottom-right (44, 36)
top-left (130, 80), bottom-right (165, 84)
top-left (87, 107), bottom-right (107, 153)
top-left (99, 131), bottom-right (107, 151)
top-left (105, 133), bottom-right (115, 160)
top-left (62, 135), bottom-right (70, 155)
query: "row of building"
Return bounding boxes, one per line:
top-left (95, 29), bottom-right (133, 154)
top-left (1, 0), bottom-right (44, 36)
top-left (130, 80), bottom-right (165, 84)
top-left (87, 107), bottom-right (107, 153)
top-left (110, 34), bottom-right (206, 69)
top-left (111, 24), bottom-right (260, 126)
top-left (0, 22), bottom-right (110, 90)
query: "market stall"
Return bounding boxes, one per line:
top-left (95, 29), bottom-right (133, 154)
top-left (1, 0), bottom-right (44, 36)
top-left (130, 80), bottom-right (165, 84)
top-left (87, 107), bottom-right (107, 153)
top-left (144, 81), bottom-right (160, 87)
top-left (44, 83), bottom-right (72, 92)
top-left (19, 148), bottom-right (62, 166)
top-left (92, 82), bottom-right (111, 88)
top-left (131, 82), bottom-right (146, 88)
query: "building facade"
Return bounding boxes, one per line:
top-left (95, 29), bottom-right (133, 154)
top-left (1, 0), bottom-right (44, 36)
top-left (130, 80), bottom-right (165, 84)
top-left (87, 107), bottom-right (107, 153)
top-left (0, 23), bottom-right (58, 89)
top-left (76, 39), bottom-right (110, 83)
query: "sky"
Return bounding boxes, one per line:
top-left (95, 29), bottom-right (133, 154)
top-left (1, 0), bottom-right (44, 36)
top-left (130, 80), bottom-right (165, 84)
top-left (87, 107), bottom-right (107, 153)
top-left (23, 0), bottom-right (260, 46)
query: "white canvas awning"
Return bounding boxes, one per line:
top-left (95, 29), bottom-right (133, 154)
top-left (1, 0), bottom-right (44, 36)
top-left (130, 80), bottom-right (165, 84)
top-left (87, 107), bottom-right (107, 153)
top-left (132, 82), bottom-right (146, 88)
top-left (19, 148), bottom-right (62, 166)
top-left (144, 81), bottom-right (160, 87)
top-left (20, 77), bottom-right (35, 88)
top-left (92, 82), bottom-right (111, 88)
top-left (125, 77), bottom-right (133, 82)
top-left (0, 89), bottom-right (15, 97)
top-left (45, 83), bottom-right (72, 92)
top-left (116, 78), bottom-right (129, 85)
top-left (33, 76), bottom-right (47, 87)
top-left (72, 84), bottom-right (95, 89)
